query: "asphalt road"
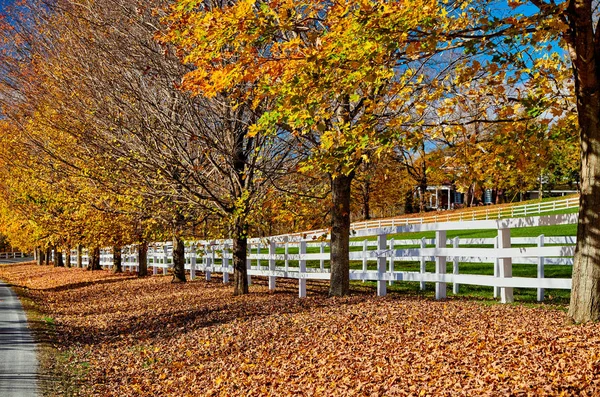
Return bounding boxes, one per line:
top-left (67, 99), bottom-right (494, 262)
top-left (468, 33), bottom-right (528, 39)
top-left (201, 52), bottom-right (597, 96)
top-left (0, 280), bottom-right (39, 397)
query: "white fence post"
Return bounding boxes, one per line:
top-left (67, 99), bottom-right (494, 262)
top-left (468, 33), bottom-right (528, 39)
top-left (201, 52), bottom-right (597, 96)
top-left (284, 237), bottom-right (289, 274)
top-left (162, 245), bottom-right (168, 276)
top-left (453, 236), bottom-right (460, 294)
top-left (299, 241), bottom-right (307, 298)
top-left (190, 244), bottom-right (196, 281)
top-left (153, 247), bottom-right (158, 275)
top-left (320, 242), bottom-right (325, 271)
top-left (388, 238), bottom-right (395, 286)
top-left (377, 234), bottom-right (387, 297)
top-left (537, 234), bottom-right (545, 302)
top-left (498, 228), bottom-right (513, 303)
top-left (257, 243), bottom-right (261, 270)
top-left (222, 244), bottom-right (229, 283)
top-left (362, 240), bottom-right (368, 282)
top-left (269, 240), bottom-right (276, 291)
top-left (247, 255), bottom-right (252, 286)
top-left (420, 237), bottom-right (426, 291)
top-left (205, 244), bottom-right (211, 281)
top-left (493, 237), bottom-right (499, 298)
top-left (435, 230), bottom-right (447, 299)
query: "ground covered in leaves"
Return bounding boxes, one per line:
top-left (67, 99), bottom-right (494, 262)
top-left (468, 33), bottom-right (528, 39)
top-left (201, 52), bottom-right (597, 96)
top-left (1, 264), bottom-right (599, 396)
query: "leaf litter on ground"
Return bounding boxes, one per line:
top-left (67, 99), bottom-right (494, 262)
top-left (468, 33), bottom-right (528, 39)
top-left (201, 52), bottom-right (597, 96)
top-left (0, 264), bottom-right (598, 396)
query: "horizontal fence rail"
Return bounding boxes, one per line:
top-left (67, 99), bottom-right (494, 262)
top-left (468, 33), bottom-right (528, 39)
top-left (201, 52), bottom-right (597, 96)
top-left (266, 196), bottom-right (580, 241)
top-left (69, 213), bottom-right (579, 303)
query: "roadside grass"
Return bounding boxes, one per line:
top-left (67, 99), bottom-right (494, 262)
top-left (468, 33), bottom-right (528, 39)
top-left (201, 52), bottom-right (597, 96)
top-left (7, 282), bottom-right (85, 397)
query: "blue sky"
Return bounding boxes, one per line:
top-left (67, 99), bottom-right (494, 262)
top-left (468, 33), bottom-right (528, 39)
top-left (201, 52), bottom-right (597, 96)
top-left (0, 0), bottom-right (14, 13)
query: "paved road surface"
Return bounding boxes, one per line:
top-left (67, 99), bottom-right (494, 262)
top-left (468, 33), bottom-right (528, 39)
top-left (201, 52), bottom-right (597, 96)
top-left (0, 257), bottom-right (34, 265)
top-left (0, 280), bottom-right (39, 396)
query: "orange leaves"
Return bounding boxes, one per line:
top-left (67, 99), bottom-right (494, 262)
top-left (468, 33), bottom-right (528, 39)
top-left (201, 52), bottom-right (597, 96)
top-left (1, 264), bottom-right (600, 396)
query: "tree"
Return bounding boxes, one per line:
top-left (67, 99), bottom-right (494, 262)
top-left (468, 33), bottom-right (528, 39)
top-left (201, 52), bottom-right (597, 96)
top-left (162, 0), bottom-right (473, 296)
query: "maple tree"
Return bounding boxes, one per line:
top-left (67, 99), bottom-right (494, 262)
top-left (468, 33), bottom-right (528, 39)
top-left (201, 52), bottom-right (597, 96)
top-left (431, 0), bottom-right (598, 322)
top-left (162, 0), bottom-right (485, 296)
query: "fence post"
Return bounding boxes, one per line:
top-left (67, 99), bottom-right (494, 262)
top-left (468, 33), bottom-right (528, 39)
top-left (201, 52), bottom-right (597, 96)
top-left (269, 240), bottom-right (276, 291)
top-left (247, 252), bottom-right (252, 286)
top-left (222, 244), bottom-right (230, 283)
top-left (435, 230), bottom-right (447, 299)
top-left (163, 245), bottom-right (168, 276)
top-left (388, 238), bottom-right (395, 286)
top-left (420, 237), bottom-right (426, 290)
top-left (320, 242), bottom-right (325, 271)
top-left (377, 234), bottom-right (387, 297)
top-left (498, 228), bottom-right (513, 303)
top-left (190, 244), bottom-right (196, 281)
top-left (284, 237), bottom-right (289, 274)
top-left (493, 236), bottom-right (499, 298)
top-left (453, 236), bottom-right (460, 294)
top-left (257, 243), bottom-right (262, 270)
top-left (537, 234), bottom-right (545, 302)
top-left (362, 239), bottom-right (368, 282)
top-left (153, 247), bottom-right (158, 275)
top-left (205, 244), bottom-right (211, 281)
top-left (299, 241), bottom-right (307, 298)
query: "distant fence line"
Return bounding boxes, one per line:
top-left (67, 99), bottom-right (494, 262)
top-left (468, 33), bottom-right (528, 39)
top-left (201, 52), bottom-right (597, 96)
top-left (268, 196), bottom-right (580, 241)
top-left (68, 213), bottom-right (578, 304)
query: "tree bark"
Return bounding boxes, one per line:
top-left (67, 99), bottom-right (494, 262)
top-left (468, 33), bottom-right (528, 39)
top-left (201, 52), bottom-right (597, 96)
top-left (566, 0), bottom-right (600, 322)
top-left (138, 241), bottom-right (148, 277)
top-left (88, 247), bottom-right (101, 271)
top-left (363, 179), bottom-right (371, 220)
top-left (329, 172), bottom-right (354, 297)
top-left (54, 249), bottom-right (64, 267)
top-left (418, 181), bottom-right (428, 212)
top-left (232, 217), bottom-right (249, 295)
top-left (65, 249), bottom-right (71, 268)
top-left (45, 247), bottom-right (51, 266)
top-left (172, 235), bottom-right (186, 282)
top-left (113, 246), bottom-right (122, 273)
top-left (36, 247), bottom-right (43, 266)
top-left (77, 244), bottom-right (82, 268)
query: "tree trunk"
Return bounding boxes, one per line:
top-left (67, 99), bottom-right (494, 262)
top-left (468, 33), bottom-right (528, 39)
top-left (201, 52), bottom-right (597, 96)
top-left (45, 247), bottom-right (51, 266)
top-left (88, 247), bottom-right (101, 271)
top-left (567, 0), bottom-right (600, 323)
top-left (363, 180), bottom-right (371, 220)
top-left (36, 247), bottom-right (43, 266)
top-left (113, 246), bottom-right (122, 273)
top-left (329, 172), bottom-right (353, 297)
top-left (54, 249), bottom-right (64, 267)
top-left (65, 249), bottom-right (71, 268)
top-left (77, 244), bottom-right (82, 268)
top-left (138, 242), bottom-right (148, 277)
top-left (418, 181), bottom-right (427, 212)
top-left (232, 217), bottom-right (249, 295)
top-left (172, 235), bottom-right (186, 282)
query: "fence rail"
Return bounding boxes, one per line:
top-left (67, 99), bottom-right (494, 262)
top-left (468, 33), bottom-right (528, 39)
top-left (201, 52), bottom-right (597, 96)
top-left (267, 196), bottom-right (580, 241)
top-left (70, 213), bottom-right (578, 303)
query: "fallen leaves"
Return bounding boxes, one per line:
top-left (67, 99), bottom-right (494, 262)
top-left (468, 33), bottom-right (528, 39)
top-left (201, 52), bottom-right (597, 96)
top-left (1, 264), bottom-right (599, 396)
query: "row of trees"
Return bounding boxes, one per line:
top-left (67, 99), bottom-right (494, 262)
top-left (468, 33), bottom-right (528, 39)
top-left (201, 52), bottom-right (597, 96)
top-left (0, 0), bottom-right (597, 322)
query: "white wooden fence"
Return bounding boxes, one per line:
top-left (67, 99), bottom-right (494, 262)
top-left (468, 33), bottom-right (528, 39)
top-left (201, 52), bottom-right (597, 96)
top-left (267, 196), bottom-right (580, 241)
top-left (71, 213), bottom-right (578, 303)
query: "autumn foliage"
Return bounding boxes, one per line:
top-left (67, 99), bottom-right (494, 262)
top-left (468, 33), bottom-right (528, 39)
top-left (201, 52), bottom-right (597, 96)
top-left (2, 264), bottom-right (599, 396)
